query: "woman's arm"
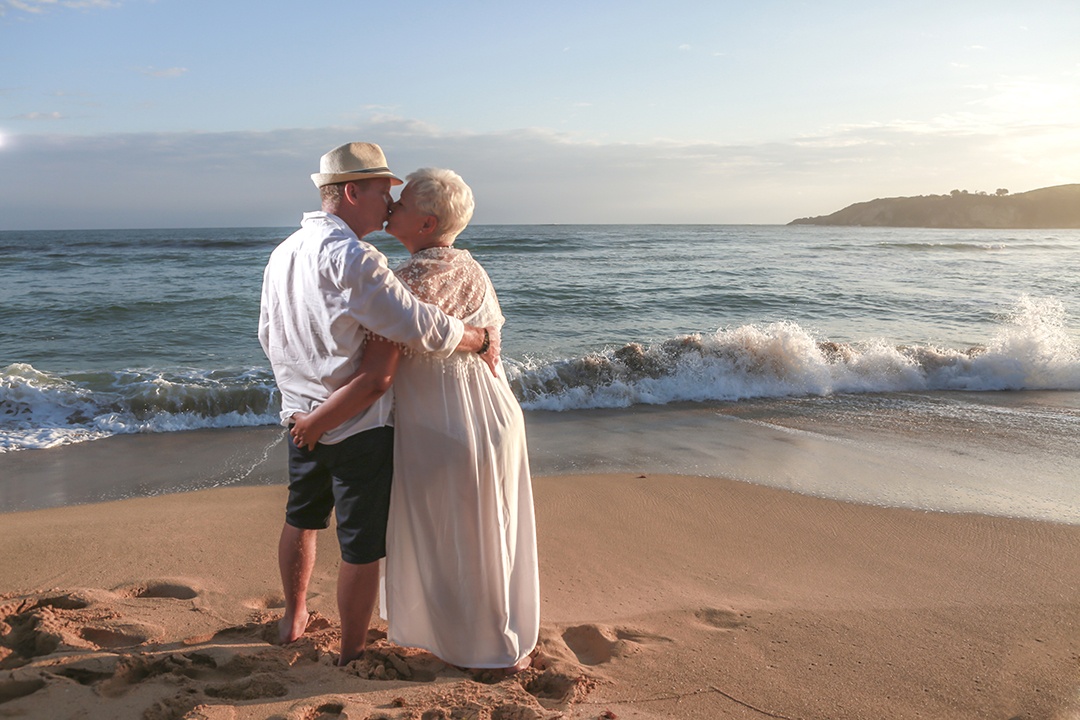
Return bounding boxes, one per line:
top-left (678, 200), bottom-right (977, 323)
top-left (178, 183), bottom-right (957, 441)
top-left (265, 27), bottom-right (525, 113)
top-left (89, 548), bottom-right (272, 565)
top-left (290, 337), bottom-right (401, 450)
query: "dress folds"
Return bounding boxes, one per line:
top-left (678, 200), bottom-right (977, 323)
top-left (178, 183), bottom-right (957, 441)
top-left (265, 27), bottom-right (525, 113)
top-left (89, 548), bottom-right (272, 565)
top-left (384, 247), bottom-right (539, 668)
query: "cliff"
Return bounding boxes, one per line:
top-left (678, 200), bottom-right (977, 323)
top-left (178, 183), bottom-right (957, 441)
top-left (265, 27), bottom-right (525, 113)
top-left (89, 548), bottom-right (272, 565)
top-left (789, 184), bottom-right (1080, 228)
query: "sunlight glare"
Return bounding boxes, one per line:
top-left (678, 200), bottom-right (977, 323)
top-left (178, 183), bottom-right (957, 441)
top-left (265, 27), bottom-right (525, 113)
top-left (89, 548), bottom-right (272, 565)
top-left (983, 78), bottom-right (1080, 125)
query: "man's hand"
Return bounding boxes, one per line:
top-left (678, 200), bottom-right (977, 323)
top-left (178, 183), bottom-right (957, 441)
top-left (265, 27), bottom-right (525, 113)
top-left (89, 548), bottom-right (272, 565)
top-left (478, 326), bottom-right (502, 377)
top-left (459, 325), bottom-right (501, 376)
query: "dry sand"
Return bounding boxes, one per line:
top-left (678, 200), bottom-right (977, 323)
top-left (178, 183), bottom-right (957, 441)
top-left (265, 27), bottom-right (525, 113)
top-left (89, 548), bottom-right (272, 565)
top-left (1, 474), bottom-right (1078, 719)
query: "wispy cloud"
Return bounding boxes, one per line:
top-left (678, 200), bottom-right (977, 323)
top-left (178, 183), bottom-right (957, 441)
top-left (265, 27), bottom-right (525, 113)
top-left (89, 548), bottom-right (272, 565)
top-left (0, 114), bottom-right (1074, 230)
top-left (817, 76), bottom-right (1080, 140)
top-left (2, 0), bottom-right (118, 14)
top-left (12, 111), bottom-right (64, 120)
top-left (138, 66), bottom-right (188, 78)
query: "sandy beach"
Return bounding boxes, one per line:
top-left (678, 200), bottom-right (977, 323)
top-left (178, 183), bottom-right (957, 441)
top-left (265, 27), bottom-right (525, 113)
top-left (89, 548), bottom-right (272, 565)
top-left (2, 464), bottom-right (1078, 719)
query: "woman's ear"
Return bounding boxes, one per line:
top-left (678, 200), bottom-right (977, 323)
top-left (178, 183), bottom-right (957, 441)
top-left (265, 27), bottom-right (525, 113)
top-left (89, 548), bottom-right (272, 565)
top-left (420, 214), bottom-right (439, 235)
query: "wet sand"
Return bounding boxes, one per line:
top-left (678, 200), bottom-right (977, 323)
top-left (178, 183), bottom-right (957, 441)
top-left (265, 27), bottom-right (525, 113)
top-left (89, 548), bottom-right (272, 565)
top-left (6, 394), bottom-right (1080, 524)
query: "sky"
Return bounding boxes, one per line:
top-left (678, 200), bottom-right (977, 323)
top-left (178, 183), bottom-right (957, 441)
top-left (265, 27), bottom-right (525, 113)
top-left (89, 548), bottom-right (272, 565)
top-left (1, 0), bottom-right (1078, 229)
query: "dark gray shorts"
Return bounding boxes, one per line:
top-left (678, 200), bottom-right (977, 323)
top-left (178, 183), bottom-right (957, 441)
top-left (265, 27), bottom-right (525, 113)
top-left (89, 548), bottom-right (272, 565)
top-left (285, 425), bottom-right (394, 565)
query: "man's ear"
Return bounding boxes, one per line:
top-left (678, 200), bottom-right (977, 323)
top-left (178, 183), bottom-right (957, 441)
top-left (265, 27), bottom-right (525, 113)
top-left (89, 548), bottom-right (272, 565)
top-left (342, 181), bottom-right (359, 204)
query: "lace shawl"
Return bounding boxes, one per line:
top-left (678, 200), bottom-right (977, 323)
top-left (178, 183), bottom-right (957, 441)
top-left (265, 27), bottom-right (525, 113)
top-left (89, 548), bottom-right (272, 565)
top-left (394, 246), bottom-right (488, 320)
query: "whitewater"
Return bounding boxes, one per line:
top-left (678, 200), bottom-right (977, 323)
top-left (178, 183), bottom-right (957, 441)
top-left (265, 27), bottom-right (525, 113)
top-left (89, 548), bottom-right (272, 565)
top-left (2, 224), bottom-right (1079, 453)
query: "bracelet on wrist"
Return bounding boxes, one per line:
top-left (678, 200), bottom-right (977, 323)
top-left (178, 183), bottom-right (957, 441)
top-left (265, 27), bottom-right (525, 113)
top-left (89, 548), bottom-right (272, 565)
top-left (476, 328), bottom-right (490, 355)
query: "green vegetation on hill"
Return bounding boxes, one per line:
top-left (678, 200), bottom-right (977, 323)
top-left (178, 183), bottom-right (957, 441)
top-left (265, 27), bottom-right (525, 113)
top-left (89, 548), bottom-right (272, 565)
top-left (789, 184), bottom-right (1080, 228)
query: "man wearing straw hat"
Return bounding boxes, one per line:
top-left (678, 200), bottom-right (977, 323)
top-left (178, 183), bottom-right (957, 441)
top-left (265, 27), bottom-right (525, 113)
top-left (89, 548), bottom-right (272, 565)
top-left (259, 141), bottom-right (499, 664)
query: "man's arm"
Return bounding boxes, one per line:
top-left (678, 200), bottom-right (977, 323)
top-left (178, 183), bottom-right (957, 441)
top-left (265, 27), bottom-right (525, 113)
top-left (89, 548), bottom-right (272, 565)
top-left (340, 247), bottom-right (466, 356)
top-left (290, 337), bottom-right (401, 450)
top-left (456, 325), bottom-right (502, 376)
top-left (337, 243), bottom-right (502, 375)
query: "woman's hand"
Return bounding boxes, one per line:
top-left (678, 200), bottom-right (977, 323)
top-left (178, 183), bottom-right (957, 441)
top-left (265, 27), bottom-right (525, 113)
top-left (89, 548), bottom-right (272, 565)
top-left (290, 412), bottom-right (321, 451)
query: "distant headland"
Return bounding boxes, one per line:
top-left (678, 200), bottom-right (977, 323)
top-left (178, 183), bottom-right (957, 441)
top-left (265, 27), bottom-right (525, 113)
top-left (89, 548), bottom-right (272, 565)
top-left (789, 184), bottom-right (1080, 228)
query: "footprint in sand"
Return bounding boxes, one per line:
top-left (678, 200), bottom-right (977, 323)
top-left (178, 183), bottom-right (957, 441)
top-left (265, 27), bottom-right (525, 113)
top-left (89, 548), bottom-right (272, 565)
top-left (694, 608), bottom-right (749, 630)
top-left (519, 657), bottom-right (600, 712)
top-left (0, 676), bottom-right (47, 705)
top-left (116, 581), bottom-right (200, 601)
top-left (240, 594), bottom-right (286, 611)
top-left (306, 702), bottom-right (345, 720)
top-left (560, 624), bottom-right (672, 666)
top-left (490, 705), bottom-right (543, 720)
top-left (78, 625), bottom-right (154, 649)
top-left (2, 614), bottom-right (61, 666)
top-left (21, 594), bottom-right (90, 611)
top-left (285, 699), bottom-right (347, 720)
top-left (96, 654), bottom-right (211, 698)
top-left (55, 655), bottom-right (119, 686)
top-left (140, 689), bottom-right (204, 720)
top-left (1, 593), bottom-right (90, 649)
top-left (91, 647), bottom-right (299, 704)
top-left (204, 672), bottom-right (288, 700)
top-left (2, 593), bottom-right (136, 668)
top-left (523, 669), bottom-right (584, 708)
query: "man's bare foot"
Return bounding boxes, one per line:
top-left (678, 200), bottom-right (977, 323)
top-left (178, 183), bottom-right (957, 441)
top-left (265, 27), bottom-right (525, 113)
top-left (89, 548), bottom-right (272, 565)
top-left (277, 610), bottom-right (309, 644)
top-left (337, 647), bottom-right (365, 667)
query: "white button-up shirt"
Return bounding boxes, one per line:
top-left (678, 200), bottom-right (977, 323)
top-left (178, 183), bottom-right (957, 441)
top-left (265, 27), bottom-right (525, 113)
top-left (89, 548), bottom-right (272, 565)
top-left (259, 212), bottom-right (464, 443)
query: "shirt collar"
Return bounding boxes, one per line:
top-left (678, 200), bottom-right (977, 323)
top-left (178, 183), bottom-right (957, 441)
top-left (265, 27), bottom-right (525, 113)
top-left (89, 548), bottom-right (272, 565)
top-left (301, 211), bottom-right (353, 235)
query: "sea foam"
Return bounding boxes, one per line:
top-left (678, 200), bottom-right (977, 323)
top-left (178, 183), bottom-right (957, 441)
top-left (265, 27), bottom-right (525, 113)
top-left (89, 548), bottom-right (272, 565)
top-left (3, 297), bottom-right (1077, 452)
top-left (1, 364), bottom-right (279, 453)
top-left (509, 296), bottom-right (1080, 411)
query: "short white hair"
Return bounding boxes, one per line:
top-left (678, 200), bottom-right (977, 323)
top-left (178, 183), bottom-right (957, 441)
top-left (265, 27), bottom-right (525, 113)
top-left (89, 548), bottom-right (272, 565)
top-left (405, 168), bottom-right (475, 241)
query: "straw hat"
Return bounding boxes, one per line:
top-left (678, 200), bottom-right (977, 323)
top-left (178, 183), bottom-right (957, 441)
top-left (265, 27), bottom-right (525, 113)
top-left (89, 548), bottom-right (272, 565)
top-left (310, 142), bottom-right (403, 188)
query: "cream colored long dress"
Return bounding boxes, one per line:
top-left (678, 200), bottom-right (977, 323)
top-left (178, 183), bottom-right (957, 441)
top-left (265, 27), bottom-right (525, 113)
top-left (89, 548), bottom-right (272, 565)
top-left (385, 246), bottom-right (539, 668)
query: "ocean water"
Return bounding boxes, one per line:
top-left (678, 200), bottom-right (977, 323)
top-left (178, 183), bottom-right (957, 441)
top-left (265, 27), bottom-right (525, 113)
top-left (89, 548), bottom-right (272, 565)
top-left (2, 224), bottom-right (1079, 449)
top-left (2, 224), bottom-right (1079, 519)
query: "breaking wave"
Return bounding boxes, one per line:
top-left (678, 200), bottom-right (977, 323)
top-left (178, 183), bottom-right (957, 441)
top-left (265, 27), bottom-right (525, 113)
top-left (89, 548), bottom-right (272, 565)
top-left (507, 295), bottom-right (1080, 410)
top-left (3, 297), bottom-right (1078, 452)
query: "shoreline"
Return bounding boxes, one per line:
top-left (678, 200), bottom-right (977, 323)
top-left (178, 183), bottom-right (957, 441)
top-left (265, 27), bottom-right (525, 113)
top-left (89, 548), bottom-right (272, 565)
top-left (4, 393), bottom-right (1080, 525)
top-left (2, 475), bottom-right (1078, 719)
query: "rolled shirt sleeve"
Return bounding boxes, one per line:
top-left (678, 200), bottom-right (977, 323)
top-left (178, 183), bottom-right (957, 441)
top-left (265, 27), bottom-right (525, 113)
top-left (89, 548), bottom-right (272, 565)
top-left (335, 241), bottom-right (464, 357)
top-left (259, 212), bottom-right (466, 439)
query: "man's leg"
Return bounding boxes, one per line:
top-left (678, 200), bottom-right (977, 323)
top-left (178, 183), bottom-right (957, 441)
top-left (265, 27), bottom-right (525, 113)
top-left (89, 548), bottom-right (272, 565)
top-left (337, 559), bottom-right (380, 665)
top-left (278, 523), bottom-right (317, 643)
top-left (279, 434), bottom-right (335, 644)
top-left (325, 426), bottom-right (395, 664)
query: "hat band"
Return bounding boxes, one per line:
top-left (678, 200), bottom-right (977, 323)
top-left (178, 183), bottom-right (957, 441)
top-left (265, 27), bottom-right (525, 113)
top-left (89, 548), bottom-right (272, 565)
top-left (341, 166), bottom-right (391, 174)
